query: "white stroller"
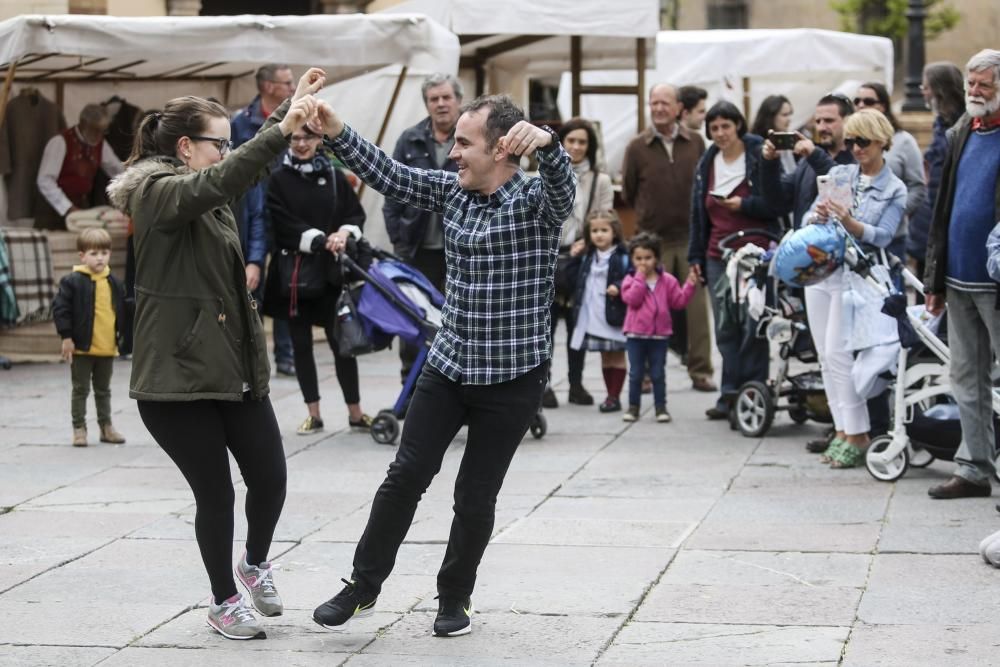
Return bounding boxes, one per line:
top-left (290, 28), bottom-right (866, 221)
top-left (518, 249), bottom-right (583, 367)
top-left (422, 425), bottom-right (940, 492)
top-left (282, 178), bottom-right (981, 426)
top-left (849, 254), bottom-right (1000, 481)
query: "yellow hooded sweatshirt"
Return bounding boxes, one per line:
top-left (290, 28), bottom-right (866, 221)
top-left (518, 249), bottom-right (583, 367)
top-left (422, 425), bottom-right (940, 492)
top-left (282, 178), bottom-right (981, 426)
top-left (74, 264), bottom-right (117, 357)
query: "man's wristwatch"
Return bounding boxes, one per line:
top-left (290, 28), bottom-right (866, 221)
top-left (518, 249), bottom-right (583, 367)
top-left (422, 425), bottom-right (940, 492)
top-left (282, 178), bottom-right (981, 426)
top-left (538, 125), bottom-right (561, 152)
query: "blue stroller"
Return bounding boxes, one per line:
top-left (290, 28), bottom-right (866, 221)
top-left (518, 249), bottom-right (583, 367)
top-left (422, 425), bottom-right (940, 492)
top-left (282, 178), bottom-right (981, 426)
top-left (340, 246), bottom-right (547, 445)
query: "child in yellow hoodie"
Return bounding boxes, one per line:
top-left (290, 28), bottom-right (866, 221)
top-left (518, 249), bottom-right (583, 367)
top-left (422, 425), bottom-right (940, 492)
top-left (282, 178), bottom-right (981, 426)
top-left (52, 228), bottom-right (126, 446)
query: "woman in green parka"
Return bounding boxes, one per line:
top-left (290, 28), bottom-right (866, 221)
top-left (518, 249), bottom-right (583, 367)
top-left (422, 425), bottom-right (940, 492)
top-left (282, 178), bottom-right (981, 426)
top-left (106, 68), bottom-right (325, 641)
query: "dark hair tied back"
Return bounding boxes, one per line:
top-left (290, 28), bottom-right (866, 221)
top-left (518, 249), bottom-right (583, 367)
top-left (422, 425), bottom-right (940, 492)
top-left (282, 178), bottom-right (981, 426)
top-left (126, 96), bottom-right (228, 166)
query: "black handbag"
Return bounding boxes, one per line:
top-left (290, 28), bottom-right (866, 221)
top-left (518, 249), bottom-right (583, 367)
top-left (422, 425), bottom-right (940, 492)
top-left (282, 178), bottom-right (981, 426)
top-left (333, 279), bottom-right (375, 357)
top-left (277, 248), bottom-right (327, 303)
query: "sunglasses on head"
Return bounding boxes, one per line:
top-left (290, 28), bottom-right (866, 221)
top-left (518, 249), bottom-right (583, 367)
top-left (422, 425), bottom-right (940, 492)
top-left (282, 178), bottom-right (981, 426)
top-left (844, 137), bottom-right (873, 150)
top-left (853, 96), bottom-right (880, 107)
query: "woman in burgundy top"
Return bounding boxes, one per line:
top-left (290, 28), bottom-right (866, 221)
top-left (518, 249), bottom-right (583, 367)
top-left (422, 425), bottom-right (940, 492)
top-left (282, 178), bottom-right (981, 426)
top-left (688, 101), bottom-right (781, 419)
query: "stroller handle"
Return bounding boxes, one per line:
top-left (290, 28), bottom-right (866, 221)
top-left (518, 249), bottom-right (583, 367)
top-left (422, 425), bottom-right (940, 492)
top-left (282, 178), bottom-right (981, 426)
top-left (717, 228), bottom-right (783, 253)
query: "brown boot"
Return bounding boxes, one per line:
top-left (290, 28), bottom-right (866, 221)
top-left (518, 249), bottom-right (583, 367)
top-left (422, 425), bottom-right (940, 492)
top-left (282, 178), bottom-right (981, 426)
top-left (72, 427), bottom-right (88, 447)
top-left (99, 423), bottom-right (126, 444)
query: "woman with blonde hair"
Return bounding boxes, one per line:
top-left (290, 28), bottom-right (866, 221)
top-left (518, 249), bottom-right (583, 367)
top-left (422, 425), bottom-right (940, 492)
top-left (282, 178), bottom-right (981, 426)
top-left (802, 108), bottom-right (907, 469)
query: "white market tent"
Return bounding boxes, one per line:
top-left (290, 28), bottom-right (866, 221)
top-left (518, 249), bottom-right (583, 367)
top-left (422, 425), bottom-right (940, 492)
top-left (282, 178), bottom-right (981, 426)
top-left (0, 13), bottom-right (460, 241)
top-left (556, 28), bottom-right (895, 178)
top-left (382, 0), bottom-right (660, 129)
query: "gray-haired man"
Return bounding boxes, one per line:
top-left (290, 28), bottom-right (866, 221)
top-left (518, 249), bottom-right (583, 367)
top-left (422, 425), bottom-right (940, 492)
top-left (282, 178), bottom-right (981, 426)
top-left (924, 48), bottom-right (1000, 499)
top-left (384, 73), bottom-right (462, 380)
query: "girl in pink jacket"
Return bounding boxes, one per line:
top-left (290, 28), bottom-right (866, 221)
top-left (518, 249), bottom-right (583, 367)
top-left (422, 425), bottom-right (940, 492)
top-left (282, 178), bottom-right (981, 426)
top-left (621, 232), bottom-right (699, 422)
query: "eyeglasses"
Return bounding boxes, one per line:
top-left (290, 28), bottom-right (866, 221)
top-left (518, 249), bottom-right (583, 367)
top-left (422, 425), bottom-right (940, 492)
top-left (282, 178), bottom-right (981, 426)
top-left (268, 79), bottom-right (295, 88)
top-left (844, 137), bottom-right (873, 150)
top-left (189, 136), bottom-right (233, 156)
top-left (853, 96), bottom-right (880, 107)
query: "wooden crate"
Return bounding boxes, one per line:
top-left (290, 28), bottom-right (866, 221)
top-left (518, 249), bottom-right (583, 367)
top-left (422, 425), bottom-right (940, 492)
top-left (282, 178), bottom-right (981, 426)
top-left (0, 229), bottom-right (127, 362)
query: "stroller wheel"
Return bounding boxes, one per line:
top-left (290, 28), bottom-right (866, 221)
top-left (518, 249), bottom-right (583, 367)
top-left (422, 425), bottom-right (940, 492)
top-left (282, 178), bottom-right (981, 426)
top-left (530, 413), bottom-right (547, 439)
top-left (866, 434), bottom-right (909, 482)
top-left (371, 412), bottom-right (400, 445)
top-left (734, 381), bottom-right (775, 438)
top-left (907, 444), bottom-right (935, 468)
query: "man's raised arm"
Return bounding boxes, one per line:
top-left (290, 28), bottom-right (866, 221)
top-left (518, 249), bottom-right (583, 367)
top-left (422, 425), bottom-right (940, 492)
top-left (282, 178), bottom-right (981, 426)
top-left (501, 121), bottom-right (575, 225)
top-left (316, 101), bottom-right (452, 214)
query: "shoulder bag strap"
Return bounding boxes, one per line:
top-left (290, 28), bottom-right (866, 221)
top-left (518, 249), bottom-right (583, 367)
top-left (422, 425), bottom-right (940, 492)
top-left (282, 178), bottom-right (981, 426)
top-left (585, 168), bottom-right (600, 214)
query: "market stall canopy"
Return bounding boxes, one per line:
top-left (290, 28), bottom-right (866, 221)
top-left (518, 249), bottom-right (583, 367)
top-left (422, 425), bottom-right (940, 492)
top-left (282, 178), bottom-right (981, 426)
top-left (0, 13), bottom-right (460, 243)
top-left (557, 28), bottom-right (894, 177)
top-left (0, 13), bottom-right (458, 85)
top-left (382, 0), bottom-right (659, 118)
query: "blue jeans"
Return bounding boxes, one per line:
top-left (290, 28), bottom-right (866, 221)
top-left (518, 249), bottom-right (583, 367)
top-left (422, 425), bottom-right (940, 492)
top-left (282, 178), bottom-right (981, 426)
top-left (706, 258), bottom-right (769, 411)
top-left (626, 337), bottom-right (668, 409)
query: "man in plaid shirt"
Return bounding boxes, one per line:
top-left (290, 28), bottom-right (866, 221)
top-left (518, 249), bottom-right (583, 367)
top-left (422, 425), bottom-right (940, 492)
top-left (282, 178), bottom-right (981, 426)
top-left (311, 94), bottom-right (575, 637)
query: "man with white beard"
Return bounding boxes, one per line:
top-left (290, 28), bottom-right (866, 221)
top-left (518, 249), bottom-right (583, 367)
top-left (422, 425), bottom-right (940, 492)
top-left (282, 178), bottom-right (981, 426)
top-left (924, 48), bottom-right (1000, 499)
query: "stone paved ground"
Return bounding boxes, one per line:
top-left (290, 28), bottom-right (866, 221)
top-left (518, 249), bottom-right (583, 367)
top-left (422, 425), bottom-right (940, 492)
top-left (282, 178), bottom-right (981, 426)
top-left (2, 343), bottom-right (999, 666)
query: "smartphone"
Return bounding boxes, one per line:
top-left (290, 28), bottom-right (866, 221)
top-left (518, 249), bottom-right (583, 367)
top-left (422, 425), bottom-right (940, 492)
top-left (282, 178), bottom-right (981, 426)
top-left (770, 132), bottom-right (798, 150)
top-left (816, 175), bottom-right (832, 202)
top-left (709, 191), bottom-right (727, 200)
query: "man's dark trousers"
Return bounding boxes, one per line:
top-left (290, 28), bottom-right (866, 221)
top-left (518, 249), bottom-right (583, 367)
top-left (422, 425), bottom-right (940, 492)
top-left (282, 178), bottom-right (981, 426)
top-left (351, 361), bottom-right (547, 599)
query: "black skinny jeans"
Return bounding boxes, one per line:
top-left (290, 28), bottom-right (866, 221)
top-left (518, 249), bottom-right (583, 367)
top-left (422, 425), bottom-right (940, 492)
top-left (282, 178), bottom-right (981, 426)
top-left (137, 397), bottom-right (286, 603)
top-left (351, 362), bottom-right (547, 600)
top-left (288, 318), bottom-right (360, 405)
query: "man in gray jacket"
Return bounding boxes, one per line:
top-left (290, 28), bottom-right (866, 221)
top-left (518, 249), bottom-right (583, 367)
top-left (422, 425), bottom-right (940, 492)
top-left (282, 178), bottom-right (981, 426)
top-left (384, 73), bottom-right (461, 381)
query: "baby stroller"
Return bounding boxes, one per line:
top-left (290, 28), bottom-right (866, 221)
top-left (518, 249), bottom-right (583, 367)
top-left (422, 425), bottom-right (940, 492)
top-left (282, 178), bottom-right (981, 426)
top-left (340, 245), bottom-right (547, 445)
top-left (855, 256), bottom-right (1000, 481)
top-left (719, 229), bottom-right (832, 438)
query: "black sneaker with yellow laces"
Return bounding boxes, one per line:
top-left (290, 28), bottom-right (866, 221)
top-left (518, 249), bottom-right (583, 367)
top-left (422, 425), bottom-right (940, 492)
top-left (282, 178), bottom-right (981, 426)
top-left (433, 595), bottom-right (472, 637)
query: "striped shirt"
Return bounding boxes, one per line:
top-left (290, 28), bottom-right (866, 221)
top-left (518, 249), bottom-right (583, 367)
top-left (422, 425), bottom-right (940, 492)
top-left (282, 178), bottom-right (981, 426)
top-left (329, 125), bottom-right (576, 384)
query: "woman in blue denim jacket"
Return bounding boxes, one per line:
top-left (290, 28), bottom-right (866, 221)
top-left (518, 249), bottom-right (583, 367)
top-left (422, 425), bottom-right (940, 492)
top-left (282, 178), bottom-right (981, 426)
top-left (802, 109), bottom-right (906, 469)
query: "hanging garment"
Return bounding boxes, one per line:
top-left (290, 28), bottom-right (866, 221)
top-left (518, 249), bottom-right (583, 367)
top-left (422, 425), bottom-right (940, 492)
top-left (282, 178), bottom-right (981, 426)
top-left (0, 89), bottom-right (66, 220)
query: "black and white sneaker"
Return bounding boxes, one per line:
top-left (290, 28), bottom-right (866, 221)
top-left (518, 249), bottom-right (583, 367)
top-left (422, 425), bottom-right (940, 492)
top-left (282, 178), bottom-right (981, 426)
top-left (433, 595), bottom-right (472, 637)
top-left (313, 578), bottom-right (377, 630)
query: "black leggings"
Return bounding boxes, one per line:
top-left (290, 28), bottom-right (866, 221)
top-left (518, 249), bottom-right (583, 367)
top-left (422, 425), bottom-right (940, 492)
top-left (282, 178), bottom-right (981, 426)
top-left (288, 318), bottom-right (360, 405)
top-left (137, 397), bottom-right (286, 603)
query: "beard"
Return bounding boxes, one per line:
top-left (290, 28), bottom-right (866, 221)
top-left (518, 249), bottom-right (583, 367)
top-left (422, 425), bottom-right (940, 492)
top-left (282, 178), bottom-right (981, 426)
top-left (967, 91), bottom-right (1000, 118)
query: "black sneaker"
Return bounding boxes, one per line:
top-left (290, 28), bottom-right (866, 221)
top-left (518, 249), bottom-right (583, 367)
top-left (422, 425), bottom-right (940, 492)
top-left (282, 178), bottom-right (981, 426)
top-left (313, 578), bottom-right (377, 630)
top-left (433, 595), bottom-right (472, 637)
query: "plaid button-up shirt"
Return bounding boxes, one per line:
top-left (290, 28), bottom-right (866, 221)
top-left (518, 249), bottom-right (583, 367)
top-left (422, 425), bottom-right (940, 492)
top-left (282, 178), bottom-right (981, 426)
top-left (330, 125), bottom-right (576, 385)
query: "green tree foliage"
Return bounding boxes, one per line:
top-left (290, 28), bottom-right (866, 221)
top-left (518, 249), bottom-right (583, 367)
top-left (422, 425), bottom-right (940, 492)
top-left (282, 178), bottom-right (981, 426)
top-left (831, 0), bottom-right (960, 43)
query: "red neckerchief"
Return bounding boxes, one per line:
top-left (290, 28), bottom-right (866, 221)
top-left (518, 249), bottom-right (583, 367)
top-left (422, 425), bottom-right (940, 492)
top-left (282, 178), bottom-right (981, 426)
top-left (972, 114), bottom-right (1000, 131)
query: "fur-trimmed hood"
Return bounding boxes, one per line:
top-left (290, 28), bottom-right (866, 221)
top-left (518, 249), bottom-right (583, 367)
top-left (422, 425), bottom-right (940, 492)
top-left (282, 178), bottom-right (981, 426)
top-left (106, 158), bottom-right (188, 215)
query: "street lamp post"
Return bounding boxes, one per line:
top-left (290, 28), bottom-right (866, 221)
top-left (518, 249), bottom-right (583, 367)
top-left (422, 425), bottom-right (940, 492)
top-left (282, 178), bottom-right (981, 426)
top-left (902, 0), bottom-right (928, 112)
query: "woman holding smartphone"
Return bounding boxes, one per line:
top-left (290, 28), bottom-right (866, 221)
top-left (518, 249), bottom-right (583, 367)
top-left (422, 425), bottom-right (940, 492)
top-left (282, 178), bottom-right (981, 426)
top-left (688, 101), bottom-right (782, 421)
top-left (801, 108), bottom-right (906, 469)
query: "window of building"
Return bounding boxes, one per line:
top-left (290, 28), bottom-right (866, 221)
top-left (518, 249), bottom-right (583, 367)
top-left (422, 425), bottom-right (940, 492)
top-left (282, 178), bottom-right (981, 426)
top-left (707, 0), bottom-right (748, 29)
